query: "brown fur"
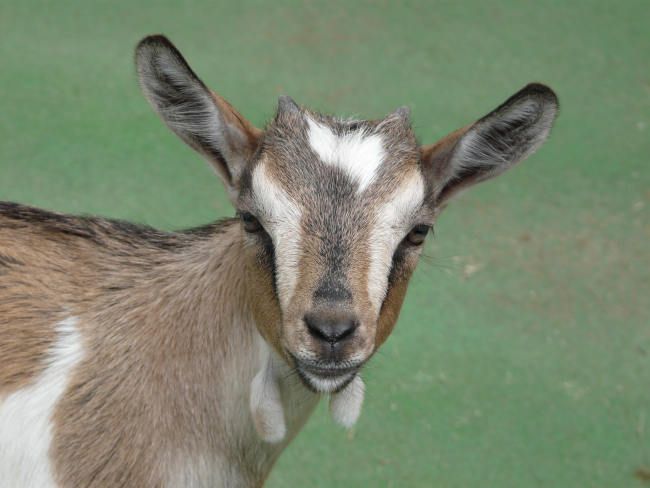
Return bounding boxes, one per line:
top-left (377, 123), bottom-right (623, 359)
top-left (209, 90), bottom-right (263, 189)
top-left (250, 114), bottom-right (424, 365)
top-left (420, 125), bottom-right (472, 204)
top-left (1, 35), bottom-right (558, 487)
top-left (374, 253), bottom-right (418, 348)
top-left (0, 204), bottom-right (307, 486)
top-left (0, 206), bottom-right (102, 395)
top-left (246, 237), bottom-right (286, 360)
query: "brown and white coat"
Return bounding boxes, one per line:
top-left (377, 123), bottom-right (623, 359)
top-left (0, 35), bottom-right (558, 487)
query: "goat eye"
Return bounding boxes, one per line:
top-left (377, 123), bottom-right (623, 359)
top-left (405, 224), bottom-right (430, 246)
top-left (239, 212), bottom-right (263, 233)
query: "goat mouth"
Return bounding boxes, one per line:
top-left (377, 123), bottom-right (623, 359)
top-left (292, 358), bottom-right (360, 393)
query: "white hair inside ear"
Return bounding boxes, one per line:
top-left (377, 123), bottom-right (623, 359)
top-left (329, 375), bottom-right (365, 428)
top-left (250, 354), bottom-right (287, 444)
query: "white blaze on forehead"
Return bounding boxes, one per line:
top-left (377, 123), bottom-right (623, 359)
top-left (252, 162), bottom-right (302, 309)
top-left (367, 171), bottom-right (425, 308)
top-left (307, 117), bottom-right (385, 192)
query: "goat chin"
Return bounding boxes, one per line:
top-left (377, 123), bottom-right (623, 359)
top-left (250, 359), bottom-right (365, 443)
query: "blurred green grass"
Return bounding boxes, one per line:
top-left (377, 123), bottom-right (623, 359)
top-left (1, 1), bottom-right (648, 486)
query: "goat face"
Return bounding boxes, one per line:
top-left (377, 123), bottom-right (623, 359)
top-left (136, 35), bottom-right (558, 393)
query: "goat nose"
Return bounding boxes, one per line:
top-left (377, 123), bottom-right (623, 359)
top-left (304, 312), bottom-right (358, 345)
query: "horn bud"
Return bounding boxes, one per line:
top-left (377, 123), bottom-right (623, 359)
top-left (277, 95), bottom-right (301, 116)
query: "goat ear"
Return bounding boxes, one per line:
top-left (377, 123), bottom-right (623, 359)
top-left (135, 35), bottom-right (261, 202)
top-left (421, 84), bottom-right (558, 206)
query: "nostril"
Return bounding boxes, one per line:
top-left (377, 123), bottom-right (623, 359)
top-left (304, 312), bottom-right (358, 345)
top-left (335, 321), bottom-right (357, 342)
top-left (305, 315), bottom-right (329, 342)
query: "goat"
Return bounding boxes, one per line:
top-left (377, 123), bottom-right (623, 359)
top-left (0, 35), bottom-right (558, 487)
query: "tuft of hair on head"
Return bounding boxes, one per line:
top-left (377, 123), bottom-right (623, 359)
top-left (277, 95), bottom-right (301, 116)
top-left (250, 356), bottom-right (286, 444)
top-left (329, 375), bottom-right (365, 429)
top-left (387, 105), bottom-right (411, 122)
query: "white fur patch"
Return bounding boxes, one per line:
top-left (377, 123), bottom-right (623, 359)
top-left (307, 117), bottom-right (385, 192)
top-left (329, 375), bottom-right (365, 428)
top-left (250, 343), bottom-right (286, 444)
top-left (367, 171), bottom-right (425, 308)
top-left (0, 317), bottom-right (83, 487)
top-left (252, 163), bottom-right (303, 309)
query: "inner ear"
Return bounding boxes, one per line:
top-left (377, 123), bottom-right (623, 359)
top-left (135, 35), bottom-right (261, 200)
top-left (422, 83), bottom-right (559, 205)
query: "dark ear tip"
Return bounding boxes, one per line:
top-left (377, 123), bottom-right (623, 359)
top-left (520, 83), bottom-right (559, 109)
top-left (135, 35), bottom-right (181, 66)
top-left (136, 34), bottom-right (173, 51)
top-left (134, 35), bottom-right (194, 80)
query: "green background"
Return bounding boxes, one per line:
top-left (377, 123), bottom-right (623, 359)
top-left (1, 1), bottom-right (648, 486)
